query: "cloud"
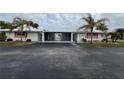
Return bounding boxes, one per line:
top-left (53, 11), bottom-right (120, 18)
top-left (0, 13), bottom-right (124, 31)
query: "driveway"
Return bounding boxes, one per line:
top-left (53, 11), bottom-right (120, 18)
top-left (0, 43), bottom-right (124, 79)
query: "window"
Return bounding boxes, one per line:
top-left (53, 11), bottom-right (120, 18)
top-left (93, 33), bottom-right (98, 38)
top-left (15, 32), bottom-right (27, 38)
top-left (101, 34), bottom-right (104, 37)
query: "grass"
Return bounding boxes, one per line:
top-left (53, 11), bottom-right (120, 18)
top-left (83, 40), bottom-right (124, 48)
top-left (0, 41), bottom-right (32, 46)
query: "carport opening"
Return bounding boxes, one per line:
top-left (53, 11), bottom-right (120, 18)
top-left (44, 32), bottom-right (71, 41)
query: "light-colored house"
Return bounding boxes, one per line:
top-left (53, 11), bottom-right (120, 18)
top-left (0, 28), bottom-right (105, 43)
top-left (76, 29), bottom-right (105, 43)
top-left (6, 31), bottom-right (41, 42)
top-left (0, 28), bottom-right (41, 42)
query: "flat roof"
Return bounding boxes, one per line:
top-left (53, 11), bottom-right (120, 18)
top-left (0, 28), bottom-right (42, 32)
top-left (3, 31), bottom-right (42, 33)
top-left (0, 29), bottom-right (42, 33)
top-left (0, 28), bottom-right (105, 33)
top-left (44, 31), bottom-right (74, 33)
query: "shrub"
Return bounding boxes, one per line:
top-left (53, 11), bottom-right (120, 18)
top-left (0, 38), bottom-right (5, 41)
top-left (15, 40), bottom-right (22, 42)
top-left (82, 38), bottom-right (87, 42)
top-left (0, 32), bottom-right (7, 41)
top-left (101, 39), bottom-right (108, 42)
top-left (7, 38), bottom-right (13, 42)
top-left (26, 39), bottom-right (31, 42)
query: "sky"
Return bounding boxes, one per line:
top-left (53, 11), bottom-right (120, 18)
top-left (0, 13), bottom-right (124, 32)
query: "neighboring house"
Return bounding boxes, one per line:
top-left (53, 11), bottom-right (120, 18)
top-left (6, 31), bottom-right (41, 42)
top-left (0, 28), bottom-right (41, 42)
top-left (0, 28), bottom-right (105, 43)
top-left (76, 29), bottom-right (105, 43)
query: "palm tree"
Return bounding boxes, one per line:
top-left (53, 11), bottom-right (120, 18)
top-left (0, 21), bottom-right (16, 41)
top-left (78, 13), bottom-right (108, 44)
top-left (108, 32), bottom-right (120, 43)
top-left (0, 21), bottom-right (9, 29)
top-left (0, 21), bottom-right (5, 28)
top-left (96, 23), bottom-right (108, 43)
top-left (0, 21), bottom-right (6, 41)
top-left (26, 21), bottom-right (39, 31)
top-left (13, 17), bottom-right (39, 41)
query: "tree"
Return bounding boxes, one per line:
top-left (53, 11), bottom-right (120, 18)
top-left (96, 23), bottom-right (108, 43)
top-left (0, 21), bottom-right (10, 41)
top-left (12, 17), bottom-right (39, 41)
top-left (0, 21), bottom-right (6, 28)
top-left (108, 32), bottom-right (120, 42)
top-left (0, 32), bottom-right (7, 41)
top-left (115, 28), bottom-right (124, 40)
top-left (0, 21), bottom-right (17, 31)
top-left (78, 13), bottom-right (108, 44)
top-left (26, 21), bottom-right (39, 31)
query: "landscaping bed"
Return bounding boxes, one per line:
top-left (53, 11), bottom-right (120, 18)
top-left (83, 40), bottom-right (124, 48)
top-left (0, 41), bottom-right (32, 46)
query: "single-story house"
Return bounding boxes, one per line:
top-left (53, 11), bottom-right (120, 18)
top-left (0, 28), bottom-right (105, 43)
top-left (76, 29), bottom-right (105, 43)
top-left (0, 28), bottom-right (41, 42)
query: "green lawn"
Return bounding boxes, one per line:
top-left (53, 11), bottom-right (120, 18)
top-left (0, 42), bottom-right (32, 46)
top-left (83, 40), bottom-right (124, 48)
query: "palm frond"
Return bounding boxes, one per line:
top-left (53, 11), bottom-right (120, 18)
top-left (32, 23), bottom-right (39, 28)
top-left (82, 13), bottom-right (94, 24)
top-left (96, 18), bottom-right (108, 24)
top-left (82, 17), bottom-right (90, 24)
top-left (96, 23), bottom-right (108, 32)
top-left (13, 17), bottom-right (22, 21)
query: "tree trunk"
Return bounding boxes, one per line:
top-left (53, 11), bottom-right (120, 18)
top-left (105, 35), bottom-right (107, 44)
top-left (91, 27), bottom-right (93, 44)
top-left (20, 25), bottom-right (23, 42)
top-left (20, 31), bottom-right (23, 41)
top-left (122, 33), bottom-right (124, 39)
top-left (105, 32), bottom-right (108, 44)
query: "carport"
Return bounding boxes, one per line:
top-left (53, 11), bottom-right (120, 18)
top-left (41, 32), bottom-right (74, 43)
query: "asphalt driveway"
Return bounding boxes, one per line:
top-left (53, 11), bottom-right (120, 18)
top-left (0, 43), bottom-right (124, 79)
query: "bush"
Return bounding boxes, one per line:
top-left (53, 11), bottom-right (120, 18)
top-left (7, 38), bottom-right (13, 42)
top-left (82, 38), bottom-right (87, 42)
top-left (26, 39), bottom-right (31, 42)
top-left (0, 38), bottom-right (5, 41)
top-left (15, 40), bottom-right (22, 42)
top-left (101, 39), bottom-right (108, 42)
top-left (0, 32), bottom-right (7, 41)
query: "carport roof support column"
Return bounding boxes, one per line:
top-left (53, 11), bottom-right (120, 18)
top-left (42, 32), bottom-right (44, 42)
top-left (71, 32), bottom-right (73, 43)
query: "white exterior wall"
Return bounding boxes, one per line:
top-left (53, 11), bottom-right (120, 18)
top-left (86, 34), bottom-right (104, 41)
top-left (76, 34), bottom-right (86, 43)
top-left (6, 32), bottom-right (39, 41)
top-left (98, 34), bottom-right (105, 40)
top-left (27, 33), bottom-right (39, 41)
top-left (76, 33), bottom-right (105, 43)
top-left (6, 32), bottom-right (15, 40)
